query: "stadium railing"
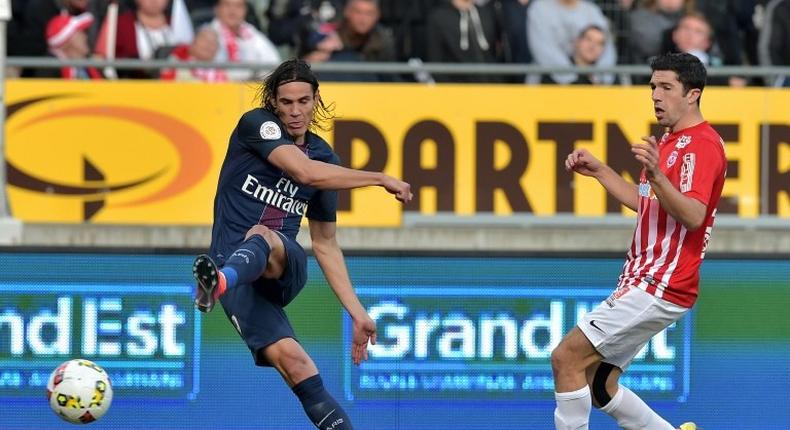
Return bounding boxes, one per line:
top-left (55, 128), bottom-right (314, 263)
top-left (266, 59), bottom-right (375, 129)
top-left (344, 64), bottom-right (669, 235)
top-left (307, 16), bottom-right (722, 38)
top-left (6, 57), bottom-right (790, 86)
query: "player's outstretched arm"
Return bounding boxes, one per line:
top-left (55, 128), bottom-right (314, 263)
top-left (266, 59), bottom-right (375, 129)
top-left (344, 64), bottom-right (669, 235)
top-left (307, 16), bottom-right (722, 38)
top-left (269, 145), bottom-right (413, 202)
top-left (309, 219), bottom-right (377, 366)
top-left (632, 136), bottom-right (707, 230)
top-left (566, 148), bottom-right (639, 212)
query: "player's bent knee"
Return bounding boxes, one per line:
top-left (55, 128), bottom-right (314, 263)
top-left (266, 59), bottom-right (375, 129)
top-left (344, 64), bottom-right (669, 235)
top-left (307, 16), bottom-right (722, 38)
top-left (245, 225), bottom-right (271, 241)
top-left (265, 340), bottom-right (318, 385)
top-left (550, 344), bottom-right (572, 373)
top-left (245, 226), bottom-right (282, 250)
top-left (261, 229), bottom-right (282, 248)
top-left (281, 354), bottom-right (317, 385)
top-left (551, 339), bottom-right (596, 376)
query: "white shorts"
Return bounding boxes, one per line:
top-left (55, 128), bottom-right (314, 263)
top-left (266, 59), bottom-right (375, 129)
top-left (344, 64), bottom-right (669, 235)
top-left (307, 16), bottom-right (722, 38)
top-left (578, 285), bottom-right (689, 369)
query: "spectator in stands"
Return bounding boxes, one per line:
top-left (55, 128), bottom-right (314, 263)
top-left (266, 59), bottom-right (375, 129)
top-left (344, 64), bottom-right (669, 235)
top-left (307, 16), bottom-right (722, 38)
top-left (592, 0), bottom-right (634, 61)
top-left (759, 0), bottom-right (790, 85)
top-left (17, 0), bottom-right (91, 59)
top-left (627, 0), bottom-right (691, 64)
top-left (335, 0), bottom-right (396, 63)
top-left (162, 26), bottom-right (228, 81)
top-left (668, 12), bottom-right (715, 63)
top-left (34, 12), bottom-right (103, 79)
top-left (543, 24), bottom-right (611, 84)
top-left (426, 0), bottom-right (502, 82)
top-left (376, 0), bottom-right (441, 62)
top-left (307, 0), bottom-right (397, 81)
top-left (665, 12), bottom-right (739, 86)
top-left (94, 0), bottom-right (180, 78)
top-left (187, 0), bottom-right (265, 31)
top-left (210, 0), bottom-right (281, 81)
top-left (527, 0), bottom-right (616, 85)
top-left (300, 30), bottom-right (344, 62)
top-left (265, 0), bottom-right (344, 53)
top-left (7, 0), bottom-right (31, 58)
top-left (498, 0), bottom-right (532, 65)
top-left (14, 0), bottom-right (92, 77)
top-left (697, 0), bottom-right (759, 82)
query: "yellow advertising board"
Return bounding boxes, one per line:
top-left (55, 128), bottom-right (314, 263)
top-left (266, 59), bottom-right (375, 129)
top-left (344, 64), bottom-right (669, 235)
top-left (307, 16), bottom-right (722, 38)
top-left (6, 80), bottom-right (790, 225)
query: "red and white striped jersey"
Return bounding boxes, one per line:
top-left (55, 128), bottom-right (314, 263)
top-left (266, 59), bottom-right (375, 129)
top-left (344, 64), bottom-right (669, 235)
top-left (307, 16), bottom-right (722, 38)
top-left (618, 121), bottom-right (726, 308)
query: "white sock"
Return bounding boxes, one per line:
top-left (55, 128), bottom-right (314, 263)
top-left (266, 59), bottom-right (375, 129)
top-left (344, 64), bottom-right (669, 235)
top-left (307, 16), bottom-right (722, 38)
top-left (600, 385), bottom-right (675, 430)
top-left (554, 386), bottom-right (591, 430)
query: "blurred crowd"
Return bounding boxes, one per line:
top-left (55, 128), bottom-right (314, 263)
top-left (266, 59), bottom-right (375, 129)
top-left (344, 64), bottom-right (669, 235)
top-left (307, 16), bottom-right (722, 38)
top-left (5, 0), bottom-right (790, 85)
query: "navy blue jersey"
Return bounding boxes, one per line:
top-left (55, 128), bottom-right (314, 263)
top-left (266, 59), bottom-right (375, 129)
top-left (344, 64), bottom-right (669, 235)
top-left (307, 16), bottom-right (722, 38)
top-left (209, 108), bottom-right (339, 264)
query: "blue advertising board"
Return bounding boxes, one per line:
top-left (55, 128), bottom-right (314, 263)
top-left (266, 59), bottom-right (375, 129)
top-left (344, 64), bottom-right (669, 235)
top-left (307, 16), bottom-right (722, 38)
top-left (346, 286), bottom-right (689, 402)
top-left (0, 252), bottom-right (788, 429)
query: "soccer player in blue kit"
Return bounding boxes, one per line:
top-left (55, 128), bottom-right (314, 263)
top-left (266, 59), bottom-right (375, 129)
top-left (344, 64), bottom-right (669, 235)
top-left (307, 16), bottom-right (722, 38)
top-left (192, 59), bottom-right (412, 430)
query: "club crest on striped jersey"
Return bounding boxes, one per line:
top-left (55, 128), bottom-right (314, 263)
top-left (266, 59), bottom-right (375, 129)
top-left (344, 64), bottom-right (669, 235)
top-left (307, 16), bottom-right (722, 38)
top-left (260, 121), bottom-right (281, 140)
top-left (675, 135), bottom-right (692, 149)
top-left (666, 150), bottom-right (678, 167)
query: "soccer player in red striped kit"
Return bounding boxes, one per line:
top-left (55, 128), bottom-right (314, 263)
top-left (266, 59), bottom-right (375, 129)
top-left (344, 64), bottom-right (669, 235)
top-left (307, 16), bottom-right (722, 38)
top-left (552, 52), bottom-right (726, 430)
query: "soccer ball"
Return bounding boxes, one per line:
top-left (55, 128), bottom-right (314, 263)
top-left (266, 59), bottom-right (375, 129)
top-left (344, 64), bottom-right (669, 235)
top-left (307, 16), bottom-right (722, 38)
top-left (47, 359), bottom-right (113, 424)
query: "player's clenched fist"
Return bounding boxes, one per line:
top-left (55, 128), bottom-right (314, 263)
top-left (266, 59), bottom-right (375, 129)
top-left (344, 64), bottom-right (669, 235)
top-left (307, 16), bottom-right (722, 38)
top-left (382, 176), bottom-right (413, 203)
top-left (565, 148), bottom-right (603, 177)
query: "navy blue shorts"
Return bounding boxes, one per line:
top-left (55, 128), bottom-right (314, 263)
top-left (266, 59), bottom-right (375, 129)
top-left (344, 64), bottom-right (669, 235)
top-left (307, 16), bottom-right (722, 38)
top-left (218, 232), bottom-right (308, 366)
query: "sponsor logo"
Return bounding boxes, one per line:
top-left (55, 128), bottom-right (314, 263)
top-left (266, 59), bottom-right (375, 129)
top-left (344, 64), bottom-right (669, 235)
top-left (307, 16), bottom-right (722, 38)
top-left (6, 96), bottom-right (212, 220)
top-left (260, 121), bottom-right (282, 140)
top-left (230, 249), bottom-right (253, 264)
top-left (241, 174), bottom-right (308, 216)
top-left (589, 320), bottom-right (605, 333)
top-left (345, 285), bottom-right (690, 401)
top-left (0, 283), bottom-right (200, 399)
top-left (231, 315), bottom-right (243, 336)
top-left (639, 182), bottom-right (653, 198)
top-left (317, 409), bottom-right (337, 428)
top-left (680, 153), bottom-right (696, 193)
top-left (605, 285), bottom-right (631, 307)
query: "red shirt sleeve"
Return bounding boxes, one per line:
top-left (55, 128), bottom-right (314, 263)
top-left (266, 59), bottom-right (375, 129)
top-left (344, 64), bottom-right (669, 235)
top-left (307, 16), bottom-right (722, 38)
top-left (680, 136), bottom-right (725, 206)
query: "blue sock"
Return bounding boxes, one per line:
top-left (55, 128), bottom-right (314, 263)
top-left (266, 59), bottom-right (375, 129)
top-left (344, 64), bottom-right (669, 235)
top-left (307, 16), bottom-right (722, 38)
top-left (292, 375), bottom-right (353, 430)
top-left (220, 267), bottom-right (238, 289)
top-left (220, 234), bottom-right (270, 290)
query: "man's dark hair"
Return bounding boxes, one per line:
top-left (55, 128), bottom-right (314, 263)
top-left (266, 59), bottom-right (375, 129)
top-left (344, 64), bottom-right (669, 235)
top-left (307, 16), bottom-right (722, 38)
top-left (650, 53), bottom-right (707, 104)
top-left (257, 59), bottom-right (335, 130)
top-left (577, 24), bottom-right (606, 41)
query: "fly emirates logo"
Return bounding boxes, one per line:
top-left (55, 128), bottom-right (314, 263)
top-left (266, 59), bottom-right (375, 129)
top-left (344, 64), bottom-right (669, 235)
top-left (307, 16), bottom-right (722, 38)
top-left (241, 174), bottom-right (308, 216)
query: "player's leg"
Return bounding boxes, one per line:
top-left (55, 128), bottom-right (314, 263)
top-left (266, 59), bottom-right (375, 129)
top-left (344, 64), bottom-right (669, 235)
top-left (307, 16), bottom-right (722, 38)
top-left (194, 225), bottom-right (285, 312)
top-left (215, 252), bottom-right (351, 430)
top-left (587, 362), bottom-right (675, 430)
top-left (580, 287), bottom-right (691, 430)
top-left (550, 327), bottom-right (602, 430)
top-left (257, 239), bottom-right (351, 429)
top-left (261, 340), bottom-right (354, 430)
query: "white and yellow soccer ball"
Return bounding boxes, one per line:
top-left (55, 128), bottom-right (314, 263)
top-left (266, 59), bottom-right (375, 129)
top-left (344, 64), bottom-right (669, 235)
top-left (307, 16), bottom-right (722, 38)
top-left (47, 359), bottom-right (113, 424)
